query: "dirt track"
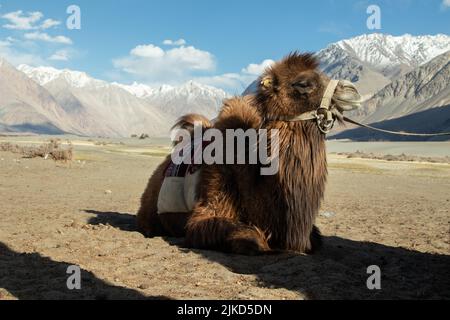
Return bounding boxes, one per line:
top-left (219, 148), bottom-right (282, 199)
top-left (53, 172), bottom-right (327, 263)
top-left (0, 137), bottom-right (449, 300)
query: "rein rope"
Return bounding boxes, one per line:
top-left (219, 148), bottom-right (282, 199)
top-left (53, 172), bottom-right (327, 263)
top-left (283, 80), bottom-right (450, 137)
top-left (341, 116), bottom-right (450, 137)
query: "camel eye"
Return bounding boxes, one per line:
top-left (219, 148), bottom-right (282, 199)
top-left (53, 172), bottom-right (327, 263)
top-left (292, 80), bottom-right (309, 88)
top-left (292, 80), bottom-right (313, 93)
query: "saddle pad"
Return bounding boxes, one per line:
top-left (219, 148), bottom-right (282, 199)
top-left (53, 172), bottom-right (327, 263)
top-left (157, 139), bottom-right (204, 214)
top-left (157, 167), bottom-right (202, 214)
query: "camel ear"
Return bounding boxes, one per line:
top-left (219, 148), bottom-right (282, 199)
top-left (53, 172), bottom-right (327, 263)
top-left (260, 76), bottom-right (273, 90)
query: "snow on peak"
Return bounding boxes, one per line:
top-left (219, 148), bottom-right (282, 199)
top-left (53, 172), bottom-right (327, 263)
top-left (332, 33), bottom-right (450, 68)
top-left (112, 82), bottom-right (176, 98)
top-left (17, 64), bottom-right (106, 88)
top-left (176, 80), bottom-right (228, 97)
top-left (114, 80), bottom-right (228, 100)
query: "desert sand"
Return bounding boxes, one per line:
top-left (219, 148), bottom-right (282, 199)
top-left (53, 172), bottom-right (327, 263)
top-left (0, 136), bottom-right (449, 300)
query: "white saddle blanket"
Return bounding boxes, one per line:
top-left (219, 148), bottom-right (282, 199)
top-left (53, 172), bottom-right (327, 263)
top-left (157, 168), bottom-right (201, 214)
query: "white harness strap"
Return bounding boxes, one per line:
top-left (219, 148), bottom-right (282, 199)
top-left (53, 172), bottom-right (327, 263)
top-left (319, 80), bottom-right (339, 112)
top-left (287, 80), bottom-right (340, 134)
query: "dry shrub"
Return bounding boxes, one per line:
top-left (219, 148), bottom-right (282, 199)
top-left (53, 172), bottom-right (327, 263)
top-left (0, 139), bottom-right (73, 161)
top-left (345, 150), bottom-right (450, 164)
top-left (0, 142), bottom-right (21, 153)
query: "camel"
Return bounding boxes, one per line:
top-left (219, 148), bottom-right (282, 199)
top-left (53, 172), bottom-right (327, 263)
top-left (137, 52), bottom-right (361, 255)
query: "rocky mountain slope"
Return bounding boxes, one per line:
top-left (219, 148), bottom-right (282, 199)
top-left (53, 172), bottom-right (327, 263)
top-left (15, 65), bottom-right (228, 137)
top-left (115, 81), bottom-right (228, 119)
top-left (0, 58), bottom-right (82, 135)
top-left (353, 51), bottom-right (450, 124)
top-left (1, 33), bottom-right (449, 138)
top-left (316, 33), bottom-right (450, 96)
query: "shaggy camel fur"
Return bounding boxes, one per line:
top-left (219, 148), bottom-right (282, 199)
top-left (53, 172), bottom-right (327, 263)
top-left (137, 52), bottom-right (361, 255)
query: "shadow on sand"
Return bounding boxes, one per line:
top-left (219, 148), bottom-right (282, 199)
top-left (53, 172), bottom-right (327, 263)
top-left (83, 210), bottom-right (450, 300)
top-left (0, 242), bottom-right (168, 300)
top-left (84, 209), bottom-right (137, 232)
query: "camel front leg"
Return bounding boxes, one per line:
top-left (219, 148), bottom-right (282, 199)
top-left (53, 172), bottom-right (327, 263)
top-left (184, 209), bottom-right (271, 255)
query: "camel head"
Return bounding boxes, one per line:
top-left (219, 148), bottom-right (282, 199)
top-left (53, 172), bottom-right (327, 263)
top-left (255, 52), bottom-right (361, 123)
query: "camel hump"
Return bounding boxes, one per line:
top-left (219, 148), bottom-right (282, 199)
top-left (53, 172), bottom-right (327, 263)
top-left (216, 96), bottom-right (262, 131)
top-left (172, 114), bottom-right (213, 132)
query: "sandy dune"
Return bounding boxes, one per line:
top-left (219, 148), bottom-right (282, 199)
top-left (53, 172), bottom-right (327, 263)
top-left (0, 137), bottom-right (449, 300)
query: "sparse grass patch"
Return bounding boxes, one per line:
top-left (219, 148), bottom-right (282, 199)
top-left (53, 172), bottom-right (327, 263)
top-left (338, 151), bottom-right (450, 164)
top-left (328, 162), bottom-right (382, 173)
top-left (0, 139), bottom-right (73, 161)
top-left (140, 151), bottom-right (169, 157)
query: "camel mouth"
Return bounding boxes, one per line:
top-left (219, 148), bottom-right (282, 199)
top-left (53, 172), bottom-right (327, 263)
top-left (332, 80), bottom-right (362, 112)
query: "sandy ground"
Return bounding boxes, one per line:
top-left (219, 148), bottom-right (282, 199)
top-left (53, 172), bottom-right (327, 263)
top-left (0, 137), bottom-right (449, 300)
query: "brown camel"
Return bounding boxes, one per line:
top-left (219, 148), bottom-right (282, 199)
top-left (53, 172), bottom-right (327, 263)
top-left (137, 52), bottom-right (361, 255)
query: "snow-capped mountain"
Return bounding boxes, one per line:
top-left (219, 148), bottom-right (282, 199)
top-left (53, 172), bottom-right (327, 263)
top-left (17, 65), bottom-right (176, 137)
top-left (334, 33), bottom-right (450, 75)
top-left (331, 49), bottom-right (450, 141)
top-left (2, 33), bottom-right (449, 138)
top-left (316, 33), bottom-right (450, 96)
top-left (112, 82), bottom-right (173, 98)
top-left (353, 50), bottom-right (450, 123)
top-left (114, 80), bottom-right (229, 118)
top-left (18, 65), bottom-right (107, 89)
top-left (12, 64), bottom-right (229, 136)
top-left (0, 59), bottom-right (84, 135)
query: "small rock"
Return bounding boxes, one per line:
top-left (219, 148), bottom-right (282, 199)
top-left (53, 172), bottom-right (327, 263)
top-left (138, 284), bottom-right (150, 290)
top-left (320, 211), bottom-right (336, 218)
top-left (104, 190), bottom-right (112, 195)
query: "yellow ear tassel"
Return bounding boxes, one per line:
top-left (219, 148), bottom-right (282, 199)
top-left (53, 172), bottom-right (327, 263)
top-left (261, 77), bottom-right (272, 88)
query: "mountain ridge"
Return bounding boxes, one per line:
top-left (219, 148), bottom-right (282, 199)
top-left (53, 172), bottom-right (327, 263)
top-left (1, 33), bottom-right (449, 138)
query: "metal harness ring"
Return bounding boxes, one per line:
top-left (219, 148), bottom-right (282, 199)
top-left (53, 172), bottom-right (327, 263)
top-left (315, 108), bottom-right (335, 134)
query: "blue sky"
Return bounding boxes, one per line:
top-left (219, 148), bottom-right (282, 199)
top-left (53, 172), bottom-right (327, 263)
top-left (0, 0), bottom-right (449, 93)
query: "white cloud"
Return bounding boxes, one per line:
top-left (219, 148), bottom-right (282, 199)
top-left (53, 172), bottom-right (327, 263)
top-left (0, 39), bottom-right (46, 66)
top-left (130, 44), bottom-right (164, 58)
top-left (113, 44), bottom-right (216, 83)
top-left (0, 9), bottom-right (72, 67)
top-left (0, 40), bottom-right (11, 47)
top-left (196, 59), bottom-right (275, 93)
top-left (41, 18), bottom-right (61, 29)
top-left (24, 32), bottom-right (72, 45)
top-left (49, 49), bottom-right (70, 61)
top-left (112, 42), bottom-right (274, 93)
top-left (195, 73), bottom-right (249, 94)
top-left (241, 59), bottom-right (275, 75)
top-left (2, 10), bottom-right (43, 30)
top-left (442, 0), bottom-right (450, 8)
top-left (1, 10), bottom-right (61, 30)
top-left (163, 39), bottom-right (187, 46)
